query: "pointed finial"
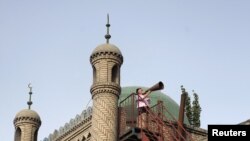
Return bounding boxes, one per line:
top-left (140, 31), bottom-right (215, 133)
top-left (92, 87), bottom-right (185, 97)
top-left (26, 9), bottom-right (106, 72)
top-left (181, 85), bottom-right (186, 94)
top-left (105, 14), bottom-right (111, 43)
top-left (27, 83), bottom-right (33, 109)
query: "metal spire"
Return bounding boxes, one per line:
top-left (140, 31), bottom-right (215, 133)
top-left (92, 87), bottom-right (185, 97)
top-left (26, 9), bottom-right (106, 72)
top-left (27, 83), bottom-right (33, 109)
top-left (105, 14), bottom-right (111, 43)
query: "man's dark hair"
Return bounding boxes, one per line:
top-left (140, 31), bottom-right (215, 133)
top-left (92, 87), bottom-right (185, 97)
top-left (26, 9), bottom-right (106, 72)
top-left (136, 88), bottom-right (142, 94)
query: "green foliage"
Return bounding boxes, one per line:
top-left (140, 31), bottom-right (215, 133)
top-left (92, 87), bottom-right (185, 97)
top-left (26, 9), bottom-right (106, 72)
top-left (192, 92), bottom-right (202, 127)
top-left (184, 90), bottom-right (202, 127)
top-left (185, 93), bottom-right (193, 125)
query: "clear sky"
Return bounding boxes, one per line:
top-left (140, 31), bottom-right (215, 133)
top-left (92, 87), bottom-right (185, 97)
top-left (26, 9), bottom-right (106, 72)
top-left (1, 0), bottom-right (250, 140)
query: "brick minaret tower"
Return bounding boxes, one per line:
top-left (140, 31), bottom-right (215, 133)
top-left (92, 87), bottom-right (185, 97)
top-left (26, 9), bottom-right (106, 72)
top-left (14, 84), bottom-right (41, 141)
top-left (90, 15), bottom-right (123, 141)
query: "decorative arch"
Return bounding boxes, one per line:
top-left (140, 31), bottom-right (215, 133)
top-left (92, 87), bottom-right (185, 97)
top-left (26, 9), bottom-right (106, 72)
top-left (82, 136), bottom-right (86, 141)
top-left (34, 129), bottom-right (38, 141)
top-left (92, 65), bottom-right (97, 83)
top-left (111, 65), bottom-right (119, 83)
top-left (87, 133), bottom-right (91, 138)
top-left (14, 127), bottom-right (21, 141)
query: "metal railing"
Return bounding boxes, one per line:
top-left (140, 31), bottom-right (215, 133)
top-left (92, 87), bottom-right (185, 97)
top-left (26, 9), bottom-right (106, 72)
top-left (118, 93), bottom-right (194, 141)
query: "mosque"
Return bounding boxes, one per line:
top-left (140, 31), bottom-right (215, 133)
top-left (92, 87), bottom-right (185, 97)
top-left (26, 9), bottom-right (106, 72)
top-left (13, 16), bottom-right (208, 141)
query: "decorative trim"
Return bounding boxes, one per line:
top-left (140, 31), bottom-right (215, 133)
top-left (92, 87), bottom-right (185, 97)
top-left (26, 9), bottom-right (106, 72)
top-left (90, 83), bottom-right (121, 98)
top-left (90, 51), bottom-right (123, 64)
top-left (14, 117), bottom-right (41, 125)
top-left (55, 116), bottom-right (92, 141)
top-left (43, 107), bottom-right (93, 141)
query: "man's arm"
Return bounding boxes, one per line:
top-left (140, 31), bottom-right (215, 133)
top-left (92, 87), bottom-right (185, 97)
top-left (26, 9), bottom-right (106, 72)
top-left (143, 90), bottom-right (152, 98)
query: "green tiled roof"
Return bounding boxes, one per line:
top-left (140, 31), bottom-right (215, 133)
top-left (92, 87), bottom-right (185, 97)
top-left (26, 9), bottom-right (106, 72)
top-left (119, 86), bottom-right (190, 125)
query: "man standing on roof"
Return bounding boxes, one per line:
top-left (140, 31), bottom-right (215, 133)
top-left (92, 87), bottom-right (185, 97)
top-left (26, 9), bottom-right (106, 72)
top-left (136, 88), bottom-right (152, 114)
top-left (136, 88), bottom-right (152, 129)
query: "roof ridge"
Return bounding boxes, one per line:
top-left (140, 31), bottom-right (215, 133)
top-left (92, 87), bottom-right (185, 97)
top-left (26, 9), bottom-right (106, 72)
top-left (42, 107), bottom-right (92, 141)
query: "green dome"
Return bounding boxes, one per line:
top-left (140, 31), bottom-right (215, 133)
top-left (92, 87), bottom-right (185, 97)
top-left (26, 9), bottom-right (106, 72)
top-left (119, 86), bottom-right (190, 125)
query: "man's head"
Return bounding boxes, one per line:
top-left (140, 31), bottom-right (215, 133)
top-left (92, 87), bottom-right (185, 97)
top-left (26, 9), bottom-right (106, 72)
top-left (136, 88), bottom-right (143, 94)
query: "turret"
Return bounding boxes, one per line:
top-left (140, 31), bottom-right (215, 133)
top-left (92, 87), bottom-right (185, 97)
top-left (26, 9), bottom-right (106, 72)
top-left (13, 84), bottom-right (41, 141)
top-left (90, 15), bottom-right (123, 141)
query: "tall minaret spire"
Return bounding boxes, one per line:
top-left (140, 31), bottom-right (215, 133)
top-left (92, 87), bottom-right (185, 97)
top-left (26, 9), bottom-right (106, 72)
top-left (27, 83), bottom-right (33, 109)
top-left (90, 15), bottom-right (123, 141)
top-left (14, 83), bottom-right (41, 141)
top-left (105, 14), bottom-right (111, 43)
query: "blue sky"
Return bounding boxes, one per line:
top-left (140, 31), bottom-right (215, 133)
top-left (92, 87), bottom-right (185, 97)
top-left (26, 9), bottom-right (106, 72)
top-left (1, 0), bottom-right (250, 140)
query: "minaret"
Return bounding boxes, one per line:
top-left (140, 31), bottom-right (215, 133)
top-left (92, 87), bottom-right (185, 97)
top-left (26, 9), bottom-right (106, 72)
top-left (13, 84), bottom-right (41, 141)
top-left (90, 15), bottom-right (123, 141)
